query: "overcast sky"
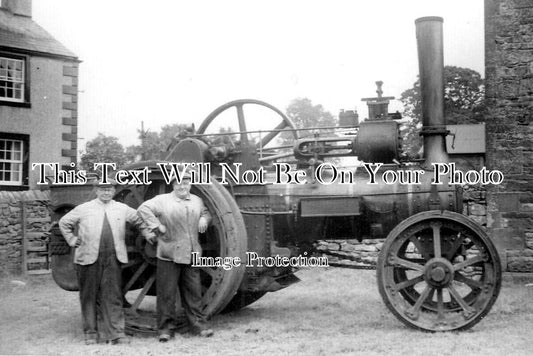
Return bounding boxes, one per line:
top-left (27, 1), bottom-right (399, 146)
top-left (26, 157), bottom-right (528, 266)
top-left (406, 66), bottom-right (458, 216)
top-left (33, 0), bottom-right (484, 149)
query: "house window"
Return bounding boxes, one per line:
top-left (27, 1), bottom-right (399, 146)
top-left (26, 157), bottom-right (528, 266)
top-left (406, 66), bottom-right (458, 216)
top-left (0, 56), bottom-right (25, 102)
top-left (0, 133), bottom-right (29, 188)
top-left (0, 139), bottom-right (23, 185)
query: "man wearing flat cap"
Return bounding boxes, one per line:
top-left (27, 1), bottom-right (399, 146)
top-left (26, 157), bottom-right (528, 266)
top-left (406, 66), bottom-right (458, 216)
top-left (59, 178), bottom-right (151, 345)
top-left (137, 170), bottom-right (213, 341)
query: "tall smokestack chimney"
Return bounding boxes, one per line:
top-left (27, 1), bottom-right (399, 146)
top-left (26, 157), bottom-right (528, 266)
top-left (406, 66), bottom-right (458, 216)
top-left (2, 0), bottom-right (32, 18)
top-left (415, 17), bottom-right (448, 168)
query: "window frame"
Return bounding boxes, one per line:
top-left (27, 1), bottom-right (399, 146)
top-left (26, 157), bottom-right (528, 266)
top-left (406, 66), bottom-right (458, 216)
top-left (0, 133), bottom-right (30, 189)
top-left (0, 52), bottom-right (31, 107)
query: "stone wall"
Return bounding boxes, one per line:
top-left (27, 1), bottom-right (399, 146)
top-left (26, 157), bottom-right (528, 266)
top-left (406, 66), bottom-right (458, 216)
top-left (485, 0), bottom-right (533, 271)
top-left (0, 191), bottom-right (50, 274)
top-left (315, 239), bottom-right (384, 269)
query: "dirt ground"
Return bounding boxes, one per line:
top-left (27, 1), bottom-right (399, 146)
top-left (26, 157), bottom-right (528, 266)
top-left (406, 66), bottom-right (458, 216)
top-left (1, 267), bottom-right (533, 356)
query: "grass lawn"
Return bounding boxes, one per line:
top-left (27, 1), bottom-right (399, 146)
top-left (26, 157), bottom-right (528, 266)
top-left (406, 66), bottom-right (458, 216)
top-left (1, 267), bottom-right (532, 355)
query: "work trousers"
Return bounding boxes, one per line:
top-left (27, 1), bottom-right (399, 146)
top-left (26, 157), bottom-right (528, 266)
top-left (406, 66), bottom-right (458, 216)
top-left (156, 259), bottom-right (208, 335)
top-left (77, 252), bottom-right (125, 342)
top-left (76, 216), bottom-right (125, 342)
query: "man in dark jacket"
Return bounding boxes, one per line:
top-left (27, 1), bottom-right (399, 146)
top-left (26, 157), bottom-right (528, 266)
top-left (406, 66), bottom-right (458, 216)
top-left (59, 179), bottom-right (150, 344)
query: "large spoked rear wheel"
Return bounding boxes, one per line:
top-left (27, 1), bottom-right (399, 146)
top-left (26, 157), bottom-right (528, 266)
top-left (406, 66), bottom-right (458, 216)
top-left (377, 210), bottom-right (501, 331)
top-left (115, 177), bottom-right (247, 321)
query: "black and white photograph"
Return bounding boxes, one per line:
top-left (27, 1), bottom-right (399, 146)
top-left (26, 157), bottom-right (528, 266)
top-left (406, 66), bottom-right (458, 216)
top-left (1, 0), bottom-right (532, 355)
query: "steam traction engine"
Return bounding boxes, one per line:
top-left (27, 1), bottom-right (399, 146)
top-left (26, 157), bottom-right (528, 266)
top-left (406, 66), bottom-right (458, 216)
top-left (49, 17), bottom-right (501, 332)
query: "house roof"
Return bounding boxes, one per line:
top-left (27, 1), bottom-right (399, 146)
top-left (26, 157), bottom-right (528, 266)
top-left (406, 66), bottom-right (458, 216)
top-left (0, 9), bottom-right (77, 60)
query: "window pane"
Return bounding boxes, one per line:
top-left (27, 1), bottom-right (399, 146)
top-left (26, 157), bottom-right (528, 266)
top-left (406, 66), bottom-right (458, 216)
top-left (0, 139), bottom-right (23, 182)
top-left (0, 57), bottom-right (25, 102)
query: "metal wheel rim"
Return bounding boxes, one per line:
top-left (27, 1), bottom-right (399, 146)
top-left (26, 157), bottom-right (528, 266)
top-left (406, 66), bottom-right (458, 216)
top-left (377, 211), bottom-right (501, 331)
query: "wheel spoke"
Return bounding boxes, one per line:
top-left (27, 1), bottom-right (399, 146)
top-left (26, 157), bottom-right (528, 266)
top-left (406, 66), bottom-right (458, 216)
top-left (413, 285), bottom-right (433, 311)
top-left (427, 287), bottom-right (436, 301)
top-left (431, 222), bottom-right (442, 258)
top-left (406, 285), bottom-right (433, 320)
top-left (409, 236), bottom-right (431, 260)
top-left (454, 272), bottom-right (483, 290)
top-left (122, 255), bottom-right (143, 268)
top-left (259, 120), bottom-right (290, 148)
top-left (130, 273), bottom-right (156, 311)
top-left (389, 255), bottom-right (425, 272)
top-left (395, 274), bottom-right (424, 290)
top-left (445, 232), bottom-right (465, 260)
top-left (453, 255), bottom-right (485, 271)
top-left (236, 104), bottom-right (249, 144)
top-left (447, 285), bottom-right (475, 318)
top-left (122, 261), bottom-right (149, 293)
top-left (199, 266), bottom-right (222, 279)
top-left (436, 288), bottom-right (445, 320)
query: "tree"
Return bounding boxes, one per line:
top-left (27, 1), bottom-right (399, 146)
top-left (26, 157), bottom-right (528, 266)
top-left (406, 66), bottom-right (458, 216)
top-left (399, 66), bottom-right (485, 158)
top-left (281, 98), bottom-right (336, 145)
top-left (125, 130), bottom-right (160, 162)
top-left (80, 133), bottom-right (128, 173)
top-left (126, 123), bottom-right (192, 162)
top-left (286, 98), bottom-right (336, 129)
